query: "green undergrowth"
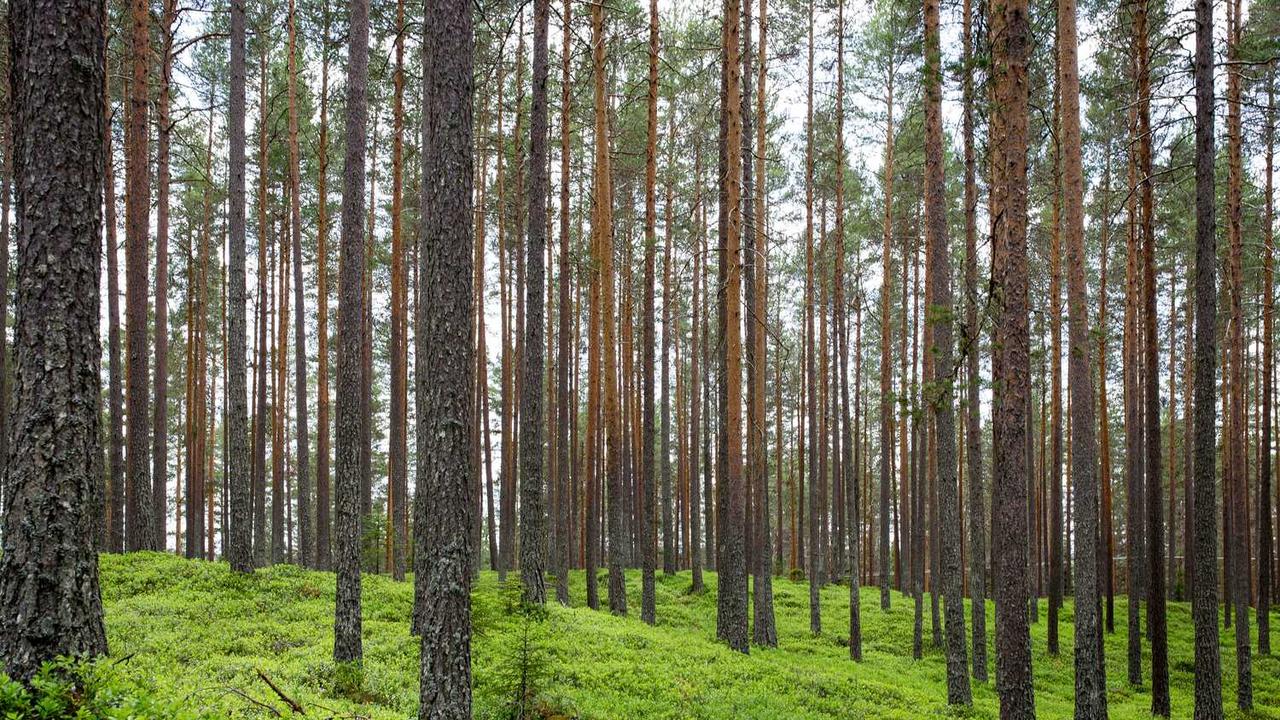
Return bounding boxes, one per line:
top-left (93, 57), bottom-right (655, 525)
top-left (87, 552), bottom-right (1278, 718)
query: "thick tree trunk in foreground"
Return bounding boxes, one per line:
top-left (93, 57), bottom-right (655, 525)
top-left (989, 0), bottom-right (1035, 714)
top-left (418, 0), bottom-right (475, 715)
top-left (1190, 0), bottom-right (1223, 712)
top-left (334, 0), bottom-right (369, 665)
top-left (0, 0), bottom-right (109, 681)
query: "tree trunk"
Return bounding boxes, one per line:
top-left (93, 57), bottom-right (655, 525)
top-left (639, 0), bottom-right (659, 624)
top-left (153, 0), bottom-right (177, 551)
top-left (288, 0), bottom-right (312, 571)
top-left (334, 0), bottom-right (369, 665)
top-left (226, 0), bottom-right (253, 574)
top-left (103, 36), bottom-right (125, 554)
top-left (803, 0), bottom-right (820, 635)
top-left (961, 0), bottom-right (986, 681)
top-left (555, 0), bottom-right (573, 605)
top-left (1190, 0), bottom-right (1223, 711)
top-left (923, 0), bottom-right (969, 701)
top-left (1258, 70), bottom-right (1274, 657)
top-left (1225, 0), bottom-right (1252, 706)
top-left (418, 1), bottom-right (475, 715)
top-left (989, 0), bottom-right (1035, 713)
top-left (1059, 0), bottom-right (1105, 711)
top-left (520, 0), bottom-right (551, 605)
top-left (1135, 0), bottom-right (1169, 709)
top-left (0, 0), bottom-right (109, 680)
top-left (124, 0), bottom-right (153, 553)
top-left (315, 0), bottom-right (332, 572)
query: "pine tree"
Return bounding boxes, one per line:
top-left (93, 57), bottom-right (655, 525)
top-left (989, 0), bottom-right (1035, 713)
top-left (227, 0), bottom-right (253, 575)
top-left (334, 0), bottom-right (369, 665)
top-left (0, 0), bottom-right (109, 680)
top-left (520, 0), bottom-right (550, 606)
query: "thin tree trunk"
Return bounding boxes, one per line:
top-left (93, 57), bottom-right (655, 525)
top-left (153, 0), bottom-right (177, 551)
top-left (924, 0), bottom-right (968, 701)
top-left (639, 0), bottom-right (659, 624)
top-left (1225, 0), bottom-right (1252, 705)
top-left (124, 0), bottom-right (153, 552)
top-left (315, 0), bottom-right (333, 572)
top-left (1060, 0), bottom-right (1105, 710)
top-left (104, 36), bottom-right (125, 554)
top-left (961, 0), bottom-right (986, 680)
top-left (804, 0), bottom-right (820, 635)
top-left (227, 0), bottom-right (253, 574)
top-left (555, 0), bottom-right (573, 605)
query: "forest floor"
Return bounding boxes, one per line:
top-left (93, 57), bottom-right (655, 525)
top-left (101, 552), bottom-right (1278, 719)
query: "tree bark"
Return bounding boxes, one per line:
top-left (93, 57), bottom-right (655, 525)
top-left (0, 0), bottom-right (109, 680)
top-left (989, 0), bottom-right (1035, 713)
top-left (639, 0), bottom-right (659, 625)
top-left (418, 0), bottom-right (475, 715)
top-left (227, 0), bottom-right (253, 575)
top-left (124, 0), bottom-right (153, 553)
top-left (520, 0), bottom-right (551, 606)
top-left (334, 0), bottom-right (369, 665)
top-left (314, 0), bottom-right (333, 572)
top-left (1190, 0), bottom-right (1223, 711)
top-left (1059, 0), bottom-right (1105, 711)
top-left (923, 0), bottom-right (969, 702)
top-left (287, 0), bottom-right (312, 571)
top-left (153, 0), bottom-right (177, 551)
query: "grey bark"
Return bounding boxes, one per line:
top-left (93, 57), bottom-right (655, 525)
top-left (227, 0), bottom-right (253, 575)
top-left (417, 0), bottom-right (475, 714)
top-left (0, 0), bottom-right (109, 680)
top-left (520, 0), bottom-right (550, 606)
top-left (334, 0), bottom-right (369, 665)
top-left (1190, 0), bottom-right (1223, 714)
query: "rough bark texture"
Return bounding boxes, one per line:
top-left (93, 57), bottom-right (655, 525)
top-left (287, 0), bottom-right (313, 570)
top-left (226, 0), bottom-right (253, 575)
top-left (1190, 0), bottom-right (1223, 712)
top-left (1225, 0), bottom-right (1251, 707)
top-left (804, 0), bottom-right (820, 635)
top-left (152, 0), bottom-right (176, 551)
top-left (716, 0), bottom-right (749, 655)
top-left (961, 0), bottom-right (986, 682)
top-left (334, 0), bottom-right (369, 665)
top-left (315, 1), bottom-right (333, 572)
top-left (990, 0), bottom-right (1035, 714)
top-left (417, 0), bottom-right (475, 714)
top-left (1060, 0), bottom-right (1106, 712)
top-left (104, 40), bottom-right (125, 554)
top-left (640, 0), bottom-right (659, 625)
top-left (923, 0), bottom-right (968, 702)
top-left (1259, 73), bottom-right (1274, 658)
top-left (878, 35), bottom-right (896, 614)
top-left (555, 0), bottom-right (573, 606)
top-left (124, 0), bottom-right (153, 553)
top-left (1135, 0), bottom-right (1169, 710)
top-left (520, 0), bottom-right (550, 606)
top-left (0, 0), bottom-right (109, 681)
top-left (752, 0), bottom-right (777, 649)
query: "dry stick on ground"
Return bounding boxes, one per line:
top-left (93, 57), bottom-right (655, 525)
top-left (255, 670), bottom-right (305, 715)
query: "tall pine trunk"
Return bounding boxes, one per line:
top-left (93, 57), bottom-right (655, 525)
top-left (989, 0), bottom-right (1035, 713)
top-left (334, 0), bottom-right (369, 665)
top-left (0, 0), bottom-right (110, 679)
